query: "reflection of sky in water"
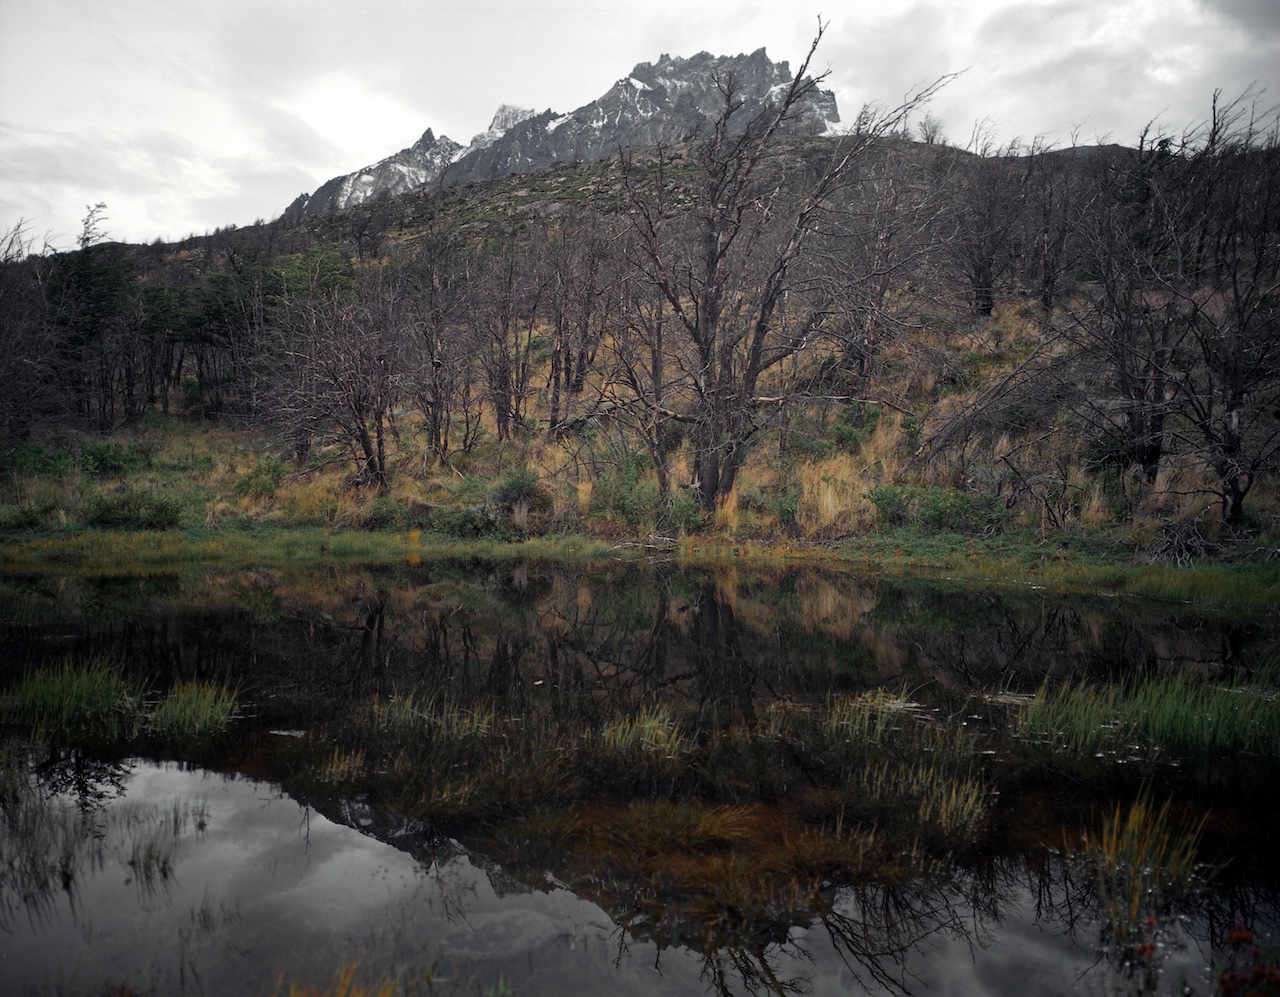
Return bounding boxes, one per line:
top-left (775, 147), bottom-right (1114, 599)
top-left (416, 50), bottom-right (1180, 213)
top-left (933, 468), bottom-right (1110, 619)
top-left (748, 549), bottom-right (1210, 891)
top-left (2, 762), bottom-right (1221, 996)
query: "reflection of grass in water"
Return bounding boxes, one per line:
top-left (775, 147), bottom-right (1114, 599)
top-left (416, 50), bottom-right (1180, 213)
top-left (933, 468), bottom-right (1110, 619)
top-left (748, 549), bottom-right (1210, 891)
top-left (271, 958), bottom-right (401, 997)
top-left (1, 745), bottom-right (210, 925)
top-left (0, 748), bottom-right (102, 927)
top-left (1082, 796), bottom-right (1205, 944)
top-left (1021, 675), bottom-right (1280, 759)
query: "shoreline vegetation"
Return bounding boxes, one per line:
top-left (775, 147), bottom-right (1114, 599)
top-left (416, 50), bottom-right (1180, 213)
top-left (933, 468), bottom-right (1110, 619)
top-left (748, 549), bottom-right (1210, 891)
top-left (2, 523), bottom-right (1277, 612)
top-left (2, 525), bottom-right (1278, 618)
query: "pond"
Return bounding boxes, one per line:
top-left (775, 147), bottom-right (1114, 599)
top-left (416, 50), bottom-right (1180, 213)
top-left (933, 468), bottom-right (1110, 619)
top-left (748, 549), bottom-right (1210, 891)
top-left (1, 559), bottom-right (1277, 996)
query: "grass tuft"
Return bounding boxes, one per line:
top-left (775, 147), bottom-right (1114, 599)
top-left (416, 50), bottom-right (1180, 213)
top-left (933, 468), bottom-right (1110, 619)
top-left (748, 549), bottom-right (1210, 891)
top-left (148, 679), bottom-right (238, 738)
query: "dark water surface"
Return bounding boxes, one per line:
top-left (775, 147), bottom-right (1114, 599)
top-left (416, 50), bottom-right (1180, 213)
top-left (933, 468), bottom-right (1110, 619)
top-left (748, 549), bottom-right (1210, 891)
top-left (1, 560), bottom-right (1277, 995)
top-left (0, 758), bottom-right (1231, 996)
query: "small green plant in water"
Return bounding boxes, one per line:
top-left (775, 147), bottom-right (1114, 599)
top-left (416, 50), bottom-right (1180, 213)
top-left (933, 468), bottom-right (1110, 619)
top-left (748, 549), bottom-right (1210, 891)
top-left (1083, 796), bottom-right (1205, 944)
top-left (6, 659), bottom-right (145, 740)
top-left (149, 679), bottom-right (237, 738)
top-left (1021, 675), bottom-right (1280, 760)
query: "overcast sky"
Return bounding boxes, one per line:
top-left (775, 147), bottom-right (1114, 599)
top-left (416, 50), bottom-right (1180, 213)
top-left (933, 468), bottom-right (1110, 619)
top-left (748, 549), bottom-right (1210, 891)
top-left (2, 0), bottom-right (1276, 247)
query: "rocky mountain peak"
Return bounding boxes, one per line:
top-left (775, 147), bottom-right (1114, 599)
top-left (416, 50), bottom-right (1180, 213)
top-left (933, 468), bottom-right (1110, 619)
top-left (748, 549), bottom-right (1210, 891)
top-left (285, 48), bottom-right (839, 219)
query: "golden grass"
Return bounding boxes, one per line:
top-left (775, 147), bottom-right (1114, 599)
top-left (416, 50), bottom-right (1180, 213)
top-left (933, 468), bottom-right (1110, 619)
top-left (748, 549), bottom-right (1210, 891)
top-left (1082, 797), bottom-right (1205, 942)
top-left (712, 482), bottom-right (740, 533)
top-left (272, 959), bottom-right (401, 997)
top-left (319, 746), bottom-right (366, 783)
top-left (796, 453), bottom-right (877, 536)
top-left (597, 704), bottom-right (686, 759)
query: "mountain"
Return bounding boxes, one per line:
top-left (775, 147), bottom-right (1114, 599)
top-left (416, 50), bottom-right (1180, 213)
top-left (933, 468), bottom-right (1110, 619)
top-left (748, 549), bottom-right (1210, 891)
top-left (283, 48), bottom-right (840, 219)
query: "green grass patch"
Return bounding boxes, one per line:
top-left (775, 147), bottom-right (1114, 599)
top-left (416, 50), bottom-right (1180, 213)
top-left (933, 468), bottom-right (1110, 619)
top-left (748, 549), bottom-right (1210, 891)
top-left (1020, 674), bottom-right (1280, 760)
top-left (4, 659), bottom-right (238, 743)
top-left (149, 679), bottom-right (238, 738)
top-left (5, 659), bottom-right (145, 740)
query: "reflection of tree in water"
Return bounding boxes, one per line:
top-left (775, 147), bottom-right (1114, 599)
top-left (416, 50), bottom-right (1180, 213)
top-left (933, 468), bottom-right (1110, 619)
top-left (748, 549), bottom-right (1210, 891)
top-left (0, 743), bottom-right (132, 932)
top-left (34, 743), bottom-right (131, 813)
top-left (4, 563), bottom-right (1272, 721)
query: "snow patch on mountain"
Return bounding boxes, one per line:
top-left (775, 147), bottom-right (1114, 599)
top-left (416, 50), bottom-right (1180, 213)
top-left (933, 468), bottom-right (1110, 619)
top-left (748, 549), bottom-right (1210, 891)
top-left (284, 49), bottom-right (840, 219)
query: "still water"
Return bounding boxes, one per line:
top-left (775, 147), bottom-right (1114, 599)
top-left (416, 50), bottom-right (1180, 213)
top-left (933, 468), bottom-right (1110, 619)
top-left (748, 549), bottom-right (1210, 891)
top-left (1, 758), bottom-right (1232, 996)
top-left (1, 560), bottom-right (1276, 995)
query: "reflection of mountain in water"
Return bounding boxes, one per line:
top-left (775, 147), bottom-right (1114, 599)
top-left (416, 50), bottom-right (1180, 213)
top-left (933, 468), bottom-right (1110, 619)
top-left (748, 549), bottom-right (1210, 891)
top-left (265, 777), bottom-right (1280, 997)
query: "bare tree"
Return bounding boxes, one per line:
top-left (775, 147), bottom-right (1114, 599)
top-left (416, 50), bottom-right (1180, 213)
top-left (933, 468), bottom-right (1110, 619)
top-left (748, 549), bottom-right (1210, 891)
top-left (472, 244), bottom-right (546, 442)
top-left (540, 210), bottom-right (619, 436)
top-left (622, 23), bottom-right (949, 508)
top-left (402, 224), bottom-right (484, 465)
top-left (1164, 93), bottom-right (1280, 525)
top-left (940, 130), bottom-right (1027, 316)
top-left (272, 251), bottom-right (407, 489)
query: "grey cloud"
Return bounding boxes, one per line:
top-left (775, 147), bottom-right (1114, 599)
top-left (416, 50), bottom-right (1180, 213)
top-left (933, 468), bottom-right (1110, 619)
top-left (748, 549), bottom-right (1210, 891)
top-left (1199, 0), bottom-right (1280, 35)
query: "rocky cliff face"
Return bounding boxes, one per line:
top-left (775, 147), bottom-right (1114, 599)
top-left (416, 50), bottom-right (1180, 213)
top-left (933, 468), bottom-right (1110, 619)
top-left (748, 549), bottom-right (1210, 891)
top-left (284, 48), bottom-right (840, 219)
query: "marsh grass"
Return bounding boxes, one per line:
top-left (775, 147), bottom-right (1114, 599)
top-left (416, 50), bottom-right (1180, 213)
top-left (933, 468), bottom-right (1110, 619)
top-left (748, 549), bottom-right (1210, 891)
top-left (823, 689), bottom-right (924, 745)
top-left (1020, 675), bottom-right (1280, 760)
top-left (319, 746), bottom-right (366, 783)
top-left (4, 660), bottom-right (238, 744)
top-left (148, 679), bottom-right (238, 738)
top-left (361, 693), bottom-right (582, 821)
top-left (1082, 797), bottom-right (1206, 943)
top-left (374, 691), bottom-right (498, 742)
top-left (844, 757), bottom-right (991, 841)
top-left (597, 704), bottom-right (686, 761)
top-left (605, 799), bottom-right (756, 858)
top-left (6, 659), bottom-right (144, 740)
top-left (272, 959), bottom-right (401, 997)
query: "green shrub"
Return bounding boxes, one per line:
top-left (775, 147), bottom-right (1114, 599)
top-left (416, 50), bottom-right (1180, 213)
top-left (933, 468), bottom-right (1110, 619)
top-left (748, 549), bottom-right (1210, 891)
top-left (492, 464), bottom-right (542, 507)
top-left (1, 442), bottom-right (74, 478)
top-left (233, 455), bottom-right (287, 499)
top-left (84, 490), bottom-right (183, 529)
top-left (867, 485), bottom-right (911, 528)
top-left (867, 485), bottom-right (1006, 536)
top-left (81, 442), bottom-right (152, 478)
top-left (429, 501), bottom-right (510, 540)
top-left (832, 405), bottom-right (881, 455)
top-left (659, 488), bottom-right (706, 534)
top-left (361, 495), bottom-right (409, 530)
top-left (593, 454), bottom-right (658, 529)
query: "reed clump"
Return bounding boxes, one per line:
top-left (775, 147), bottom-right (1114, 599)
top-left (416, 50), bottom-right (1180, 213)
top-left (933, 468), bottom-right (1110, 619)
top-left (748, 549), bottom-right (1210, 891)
top-left (1081, 796), bottom-right (1206, 943)
top-left (5, 659), bottom-right (145, 740)
top-left (271, 959), bottom-right (402, 997)
top-left (148, 679), bottom-right (238, 738)
top-left (1020, 675), bottom-right (1280, 761)
top-left (3, 660), bottom-right (238, 744)
top-left (605, 799), bottom-right (757, 859)
top-left (597, 704), bottom-right (687, 761)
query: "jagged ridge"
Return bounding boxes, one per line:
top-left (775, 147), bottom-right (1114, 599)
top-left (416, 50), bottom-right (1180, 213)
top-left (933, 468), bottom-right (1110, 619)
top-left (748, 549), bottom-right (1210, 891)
top-left (284, 48), bottom-right (839, 219)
